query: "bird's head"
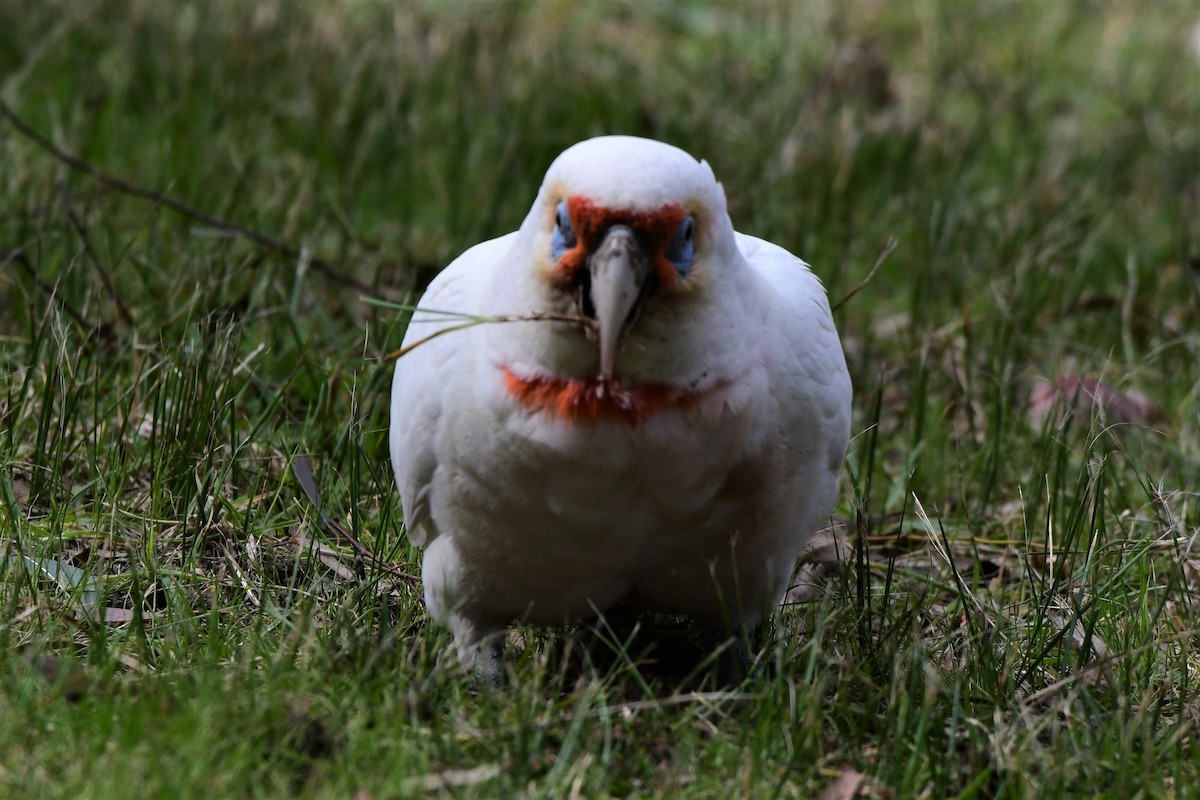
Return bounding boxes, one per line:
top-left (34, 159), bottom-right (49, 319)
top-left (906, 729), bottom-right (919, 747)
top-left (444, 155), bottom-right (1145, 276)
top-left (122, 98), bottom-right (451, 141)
top-left (514, 136), bottom-right (739, 382)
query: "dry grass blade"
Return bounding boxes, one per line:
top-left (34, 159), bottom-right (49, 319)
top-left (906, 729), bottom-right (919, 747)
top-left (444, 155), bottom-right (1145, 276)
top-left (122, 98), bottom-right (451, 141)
top-left (401, 763), bottom-right (502, 793)
top-left (1020, 625), bottom-right (1200, 709)
top-left (832, 236), bottom-right (896, 312)
top-left (294, 527), bottom-right (357, 582)
top-left (379, 310), bottom-right (597, 363)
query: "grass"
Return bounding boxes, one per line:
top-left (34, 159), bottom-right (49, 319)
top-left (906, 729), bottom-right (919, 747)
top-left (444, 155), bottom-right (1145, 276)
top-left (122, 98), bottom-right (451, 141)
top-left (2, 0), bottom-right (1199, 796)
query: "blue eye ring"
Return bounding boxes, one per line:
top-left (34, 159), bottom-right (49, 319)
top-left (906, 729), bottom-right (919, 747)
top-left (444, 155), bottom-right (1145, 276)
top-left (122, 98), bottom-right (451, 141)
top-left (665, 215), bottom-right (696, 277)
top-left (551, 200), bottom-right (576, 260)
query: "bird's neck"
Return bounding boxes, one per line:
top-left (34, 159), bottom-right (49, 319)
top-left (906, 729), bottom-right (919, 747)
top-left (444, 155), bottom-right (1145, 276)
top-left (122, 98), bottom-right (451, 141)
top-left (500, 366), bottom-right (727, 426)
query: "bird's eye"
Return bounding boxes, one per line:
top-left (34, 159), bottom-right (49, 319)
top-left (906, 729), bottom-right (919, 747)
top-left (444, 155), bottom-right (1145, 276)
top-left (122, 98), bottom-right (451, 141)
top-left (665, 215), bottom-right (696, 277)
top-left (551, 200), bottom-right (576, 260)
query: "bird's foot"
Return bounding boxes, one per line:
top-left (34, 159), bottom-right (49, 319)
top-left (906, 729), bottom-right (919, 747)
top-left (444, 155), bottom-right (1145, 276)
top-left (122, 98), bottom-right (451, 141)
top-left (457, 629), bottom-right (507, 692)
top-left (465, 633), bottom-right (504, 690)
top-left (703, 625), bottom-right (764, 688)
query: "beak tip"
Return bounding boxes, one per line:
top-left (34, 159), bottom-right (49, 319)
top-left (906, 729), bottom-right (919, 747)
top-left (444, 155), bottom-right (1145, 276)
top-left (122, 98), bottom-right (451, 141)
top-left (598, 350), bottom-right (615, 381)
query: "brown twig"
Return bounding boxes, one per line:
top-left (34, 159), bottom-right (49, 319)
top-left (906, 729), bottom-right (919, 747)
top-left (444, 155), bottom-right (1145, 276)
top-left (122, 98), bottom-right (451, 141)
top-left (381, 311), bottom-right (595, 363)
top-left (2, 249), bottom-right (113, 338)
top-left (59, 183), bottom-right (136, 329)
top-left (0, 96), bottom-right (388, 299)
top-left (291, 454), bottom-right (420, 586)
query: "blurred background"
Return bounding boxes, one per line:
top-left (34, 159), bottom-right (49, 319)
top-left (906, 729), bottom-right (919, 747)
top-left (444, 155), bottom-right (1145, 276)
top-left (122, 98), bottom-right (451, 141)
top-left (2, 2), bottom-right (1200, 796)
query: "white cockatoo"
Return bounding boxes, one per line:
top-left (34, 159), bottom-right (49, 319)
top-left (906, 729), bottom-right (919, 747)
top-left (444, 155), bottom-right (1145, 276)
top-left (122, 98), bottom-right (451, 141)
top-left (390, 136), bottom-right (851, 681)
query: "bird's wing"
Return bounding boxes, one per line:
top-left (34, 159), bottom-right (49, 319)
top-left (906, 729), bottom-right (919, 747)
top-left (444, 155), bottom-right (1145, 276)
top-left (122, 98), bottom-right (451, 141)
top-left (736, 232), bottom-right (852, 495)
top-left (389, 233), bottom-right (516, 547)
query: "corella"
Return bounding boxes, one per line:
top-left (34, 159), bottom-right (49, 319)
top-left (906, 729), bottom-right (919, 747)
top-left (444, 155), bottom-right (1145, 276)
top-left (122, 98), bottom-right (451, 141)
top-left (390, 136), bottom-right (852, 682)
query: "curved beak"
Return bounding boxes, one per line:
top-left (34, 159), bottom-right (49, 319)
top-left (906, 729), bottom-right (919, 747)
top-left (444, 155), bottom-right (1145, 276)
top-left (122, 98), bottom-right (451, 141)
top-left (587, 225), bottom-right (651, 380)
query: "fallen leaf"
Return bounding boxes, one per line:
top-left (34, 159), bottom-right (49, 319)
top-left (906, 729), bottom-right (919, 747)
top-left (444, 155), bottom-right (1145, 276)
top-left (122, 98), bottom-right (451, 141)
top-left (1045, 612), bottom-right (1110, 658)
top-left (102, 607), bottom-right (137, 624)
top-left (818, 769), bottom-right (868, 800)
top-left (5, 555), bottom-right (103, 618)
top-left (1028, 375), bottom-right (1162, 429)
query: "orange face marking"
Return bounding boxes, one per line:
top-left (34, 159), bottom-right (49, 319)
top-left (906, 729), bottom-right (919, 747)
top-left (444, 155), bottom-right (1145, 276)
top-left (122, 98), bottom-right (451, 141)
top-left (555, 196), bottom-right (688, 289)
top-left (502, 367), bottom-right (716, 426)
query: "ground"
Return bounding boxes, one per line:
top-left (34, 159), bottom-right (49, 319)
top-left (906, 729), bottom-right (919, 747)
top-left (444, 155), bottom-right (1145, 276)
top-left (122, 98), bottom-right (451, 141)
top-left (2, 1), bottom-right (1199, 797)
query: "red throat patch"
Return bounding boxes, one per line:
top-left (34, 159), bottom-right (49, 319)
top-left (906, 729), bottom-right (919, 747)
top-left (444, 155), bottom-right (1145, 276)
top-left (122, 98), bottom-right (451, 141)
top-left (556, 196), bottom-right (688, 288)
top-left (502, 367), bottom-right (716, 426)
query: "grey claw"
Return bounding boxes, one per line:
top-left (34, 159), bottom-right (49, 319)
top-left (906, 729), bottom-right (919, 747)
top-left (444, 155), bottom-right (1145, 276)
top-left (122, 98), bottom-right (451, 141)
top-left (468, 636), bottom-right (506, 692)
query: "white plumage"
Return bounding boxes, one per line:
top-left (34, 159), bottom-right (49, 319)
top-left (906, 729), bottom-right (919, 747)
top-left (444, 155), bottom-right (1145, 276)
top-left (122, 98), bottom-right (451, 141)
top-left (390, 136), bottom-right (851, 677)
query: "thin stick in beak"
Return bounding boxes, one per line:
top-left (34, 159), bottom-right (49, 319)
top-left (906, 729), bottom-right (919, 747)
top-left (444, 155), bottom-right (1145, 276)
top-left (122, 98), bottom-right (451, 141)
top-left (587, 225), bottom-right (650, 380)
